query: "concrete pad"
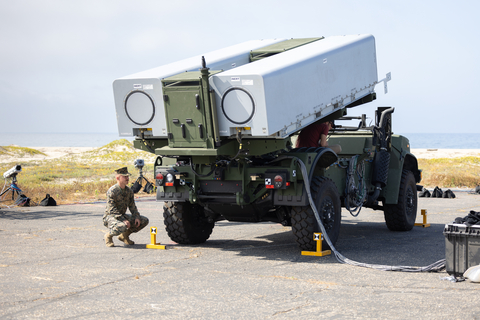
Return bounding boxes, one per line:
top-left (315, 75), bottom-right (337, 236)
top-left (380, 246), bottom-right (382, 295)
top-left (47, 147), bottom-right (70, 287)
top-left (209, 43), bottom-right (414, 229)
top-left (1, 192), bottom-right (480, 319)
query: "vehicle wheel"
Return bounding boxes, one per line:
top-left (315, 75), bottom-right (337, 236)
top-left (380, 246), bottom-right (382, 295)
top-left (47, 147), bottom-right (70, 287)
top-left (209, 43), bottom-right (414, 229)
top-left (163, 201), bottom-right (214, 244)
top-left (291, 176), bottom-right (341, 251)
top-left (383, 169), bottom-right (417, 231)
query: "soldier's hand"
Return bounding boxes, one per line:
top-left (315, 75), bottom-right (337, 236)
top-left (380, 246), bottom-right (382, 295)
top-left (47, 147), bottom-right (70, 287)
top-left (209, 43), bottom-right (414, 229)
top-left (124, 220), bottom-right (131, 229)
top-left (135, 218), bottom-right (140, 228)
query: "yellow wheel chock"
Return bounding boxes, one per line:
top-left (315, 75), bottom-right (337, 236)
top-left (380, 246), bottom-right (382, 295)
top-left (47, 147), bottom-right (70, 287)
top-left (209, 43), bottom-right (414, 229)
top-left (414, 209), bottom-right (430, 228)
top-left (301, 233), bottom-right (331, 256)
top-left (146, 226), bottom-right (167, 249)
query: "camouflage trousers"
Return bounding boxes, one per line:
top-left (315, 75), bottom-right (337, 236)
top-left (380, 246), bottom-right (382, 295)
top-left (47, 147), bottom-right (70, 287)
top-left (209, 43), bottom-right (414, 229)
top-left (103, 214), bottom-right (149, 236)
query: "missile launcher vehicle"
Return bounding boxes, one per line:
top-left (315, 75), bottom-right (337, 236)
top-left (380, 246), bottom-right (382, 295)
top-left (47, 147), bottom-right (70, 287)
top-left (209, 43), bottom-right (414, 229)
top-left (113, 35), bottom-right (421, 250)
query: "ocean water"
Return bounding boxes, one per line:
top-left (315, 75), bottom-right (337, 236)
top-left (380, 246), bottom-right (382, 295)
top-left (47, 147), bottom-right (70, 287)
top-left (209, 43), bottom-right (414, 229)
top-left (397, 133), bottom-right (480, 149)
top-left (0, 132), bottom-right (478, 149)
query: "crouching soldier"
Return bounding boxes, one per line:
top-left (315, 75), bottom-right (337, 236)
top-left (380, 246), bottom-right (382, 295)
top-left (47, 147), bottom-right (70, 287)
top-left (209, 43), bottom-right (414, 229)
top-left (103, 167), bottom-right (149, 247)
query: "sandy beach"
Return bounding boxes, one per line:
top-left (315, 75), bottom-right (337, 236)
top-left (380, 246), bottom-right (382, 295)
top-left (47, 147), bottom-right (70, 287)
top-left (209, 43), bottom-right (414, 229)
top-left (0, 147), bottom-right (96, 163)
top-left (410, 148), bottom-right (480, 159)
top-left (32, 147), bottom-right (97, 160)
top-left (1, 147), bottom-right (480, 163)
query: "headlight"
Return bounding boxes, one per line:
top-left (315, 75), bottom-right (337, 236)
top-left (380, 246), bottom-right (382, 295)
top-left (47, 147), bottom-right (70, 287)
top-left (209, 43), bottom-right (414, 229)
top-left (165, 173), bottom-right (175, 186)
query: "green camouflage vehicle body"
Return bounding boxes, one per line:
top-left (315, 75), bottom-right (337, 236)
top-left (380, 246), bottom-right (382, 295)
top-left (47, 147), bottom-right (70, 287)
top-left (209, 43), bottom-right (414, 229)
top-left (122, 36), bottom-right (421, 250)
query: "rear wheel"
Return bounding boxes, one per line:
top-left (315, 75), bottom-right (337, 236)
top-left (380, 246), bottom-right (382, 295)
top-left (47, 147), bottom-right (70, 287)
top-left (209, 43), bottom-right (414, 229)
top-left (291, 176), bottom-right (341, 251)
top-left (383, 170), bottom-right (417, 231)
top-left (163, 201), bottom-right (214, 244)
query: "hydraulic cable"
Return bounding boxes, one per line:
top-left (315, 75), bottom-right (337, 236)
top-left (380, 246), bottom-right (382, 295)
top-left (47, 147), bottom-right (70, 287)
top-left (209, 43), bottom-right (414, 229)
top-left (140, 131), bottom-right (155, 154)
top-left (230, 129), bottom-right (249, 161)
top-left (190, 162), bottom-right (216, 178)
top-left (344, 155), bottom-right (366, 217)
top-left (294, 156), bottom-right (445, 272)
top-left (190, 159), bottom-right (229, 178)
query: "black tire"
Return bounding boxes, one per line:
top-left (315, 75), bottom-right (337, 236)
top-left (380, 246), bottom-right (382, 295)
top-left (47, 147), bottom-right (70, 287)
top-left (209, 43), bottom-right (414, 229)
top-left (291, 176), bottom-right (342, 251)
top-left (163, 201), bottom-right (214, 244)
top-left (383, 169), bottom-right (417, 231)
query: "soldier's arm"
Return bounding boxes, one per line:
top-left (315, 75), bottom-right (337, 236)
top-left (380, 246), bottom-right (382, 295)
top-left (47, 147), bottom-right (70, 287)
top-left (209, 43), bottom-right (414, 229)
top-left (319, 133), bottom-right (329, 147)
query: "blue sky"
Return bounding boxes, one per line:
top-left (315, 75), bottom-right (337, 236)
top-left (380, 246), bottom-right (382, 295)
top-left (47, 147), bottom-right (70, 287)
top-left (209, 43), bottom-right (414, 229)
top-left (0, 0), bottom-right (478, 134)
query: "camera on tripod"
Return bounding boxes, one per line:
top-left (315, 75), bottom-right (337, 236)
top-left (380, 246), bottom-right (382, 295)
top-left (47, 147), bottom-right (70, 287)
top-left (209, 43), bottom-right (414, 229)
top-left (134, 159), bottom-right (144, 169)
top-left (130, 159), bottom-right (154, 194)
top-left (1, 164), bottom-right (27, 205)
top-left (3, 165), bottom-right (22, 179)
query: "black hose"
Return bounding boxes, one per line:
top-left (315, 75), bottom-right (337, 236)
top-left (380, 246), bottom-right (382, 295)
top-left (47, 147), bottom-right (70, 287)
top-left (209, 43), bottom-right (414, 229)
top-left (295, 156), bottom-right (445, 272)
top-left (190, 162), bottom-right (216, 178)
top-left (140, 131), bottom-right (155, 153)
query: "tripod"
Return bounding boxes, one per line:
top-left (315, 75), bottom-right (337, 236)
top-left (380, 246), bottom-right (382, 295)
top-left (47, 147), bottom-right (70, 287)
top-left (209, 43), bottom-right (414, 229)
top-left (131, 167), bottom-right (154, 194)
top-left (0, 176), bottom-right (22, 200)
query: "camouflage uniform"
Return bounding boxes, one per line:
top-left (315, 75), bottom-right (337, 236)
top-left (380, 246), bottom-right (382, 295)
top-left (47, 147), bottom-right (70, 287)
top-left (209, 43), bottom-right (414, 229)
top-left (103, 184), bottom-right (149, 236)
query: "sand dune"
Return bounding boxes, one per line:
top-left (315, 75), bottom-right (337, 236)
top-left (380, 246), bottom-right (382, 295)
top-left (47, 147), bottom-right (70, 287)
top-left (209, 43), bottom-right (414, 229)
top-left (1, 146), bottom-right (479, 164)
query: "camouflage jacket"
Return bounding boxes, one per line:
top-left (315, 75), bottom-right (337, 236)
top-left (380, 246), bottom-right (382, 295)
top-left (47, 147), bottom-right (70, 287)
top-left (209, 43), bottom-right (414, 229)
top-left (104, 184), bottom-right (140, 221)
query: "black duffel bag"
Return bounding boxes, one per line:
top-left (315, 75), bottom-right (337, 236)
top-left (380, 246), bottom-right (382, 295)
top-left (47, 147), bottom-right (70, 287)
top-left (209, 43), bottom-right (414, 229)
top-left (39, 194), bottom-right (57, 206)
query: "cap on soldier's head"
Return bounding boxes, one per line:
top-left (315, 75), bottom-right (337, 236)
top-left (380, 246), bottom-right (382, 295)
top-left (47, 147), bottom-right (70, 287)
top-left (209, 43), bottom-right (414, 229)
top-left (115, 167), bottom-right (130, 176)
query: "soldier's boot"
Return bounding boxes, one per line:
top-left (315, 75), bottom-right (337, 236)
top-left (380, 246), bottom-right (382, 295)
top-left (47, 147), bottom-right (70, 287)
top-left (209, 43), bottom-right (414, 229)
top-left (104, 233), bottom-right (114, 247)
top-left (118, 230), bottom-right (134, 245)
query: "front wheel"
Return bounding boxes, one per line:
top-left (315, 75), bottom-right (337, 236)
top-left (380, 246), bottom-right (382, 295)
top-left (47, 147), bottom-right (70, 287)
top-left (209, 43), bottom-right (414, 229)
top-left (291, 176), bottom-right (341, 251)
top-left (163, 201), bottom-right (214, 244)
top-left (383, 169), bottom-right (417, 231)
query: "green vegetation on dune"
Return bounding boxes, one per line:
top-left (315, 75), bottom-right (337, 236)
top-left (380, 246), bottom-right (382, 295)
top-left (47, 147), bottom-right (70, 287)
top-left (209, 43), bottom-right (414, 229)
top-left (81, 139), bottom-right (156, 163)
top-left (0, 145), bottom-right (47, 157)
top-left (418, 157), bottom-right (480, 188)
top-left (1, 140), bottom-right (479, 206)
top-left (0, 140), bottom-right (156, 205)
